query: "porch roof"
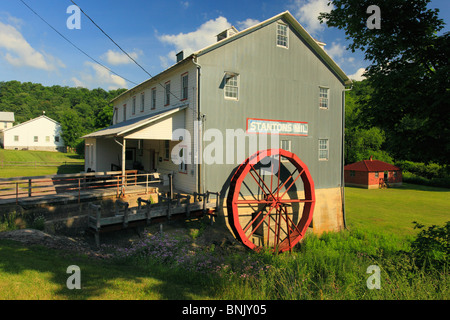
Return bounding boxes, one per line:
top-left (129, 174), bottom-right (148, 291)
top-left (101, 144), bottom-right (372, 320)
top-left (82, 105), bottom-right (187, 139)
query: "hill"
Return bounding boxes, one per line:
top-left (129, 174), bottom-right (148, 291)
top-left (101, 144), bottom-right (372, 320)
top-left (0, 80), bottom-right (126, 149)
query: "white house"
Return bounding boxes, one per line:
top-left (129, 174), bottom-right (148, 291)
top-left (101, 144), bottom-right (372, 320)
top-left (0, 112), bottom-right (15, 131)
top-left (0, 115), bottom-right (65, 152)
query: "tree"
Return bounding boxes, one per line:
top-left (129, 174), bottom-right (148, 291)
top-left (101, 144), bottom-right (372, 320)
top-left (320, 0), bottom-right (449, 165)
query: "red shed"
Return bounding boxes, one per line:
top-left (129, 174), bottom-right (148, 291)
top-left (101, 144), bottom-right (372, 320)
top-left (344, 156), bottom-right (402, 189)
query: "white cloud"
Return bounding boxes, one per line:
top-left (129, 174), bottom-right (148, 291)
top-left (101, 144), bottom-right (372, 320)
top-left (73, 62), bottom-right (127, 90)
top-left (236, 18), bottom-right (260, 30)
top-left (101, 49), bottom-right (142, 65)
top-left (325, 42), bottom-right (345, 61)
top-left (180, 1), bottom-right (189, 8)
top-left (0, 21), bottom-right (64, 71)
top-left (158, 16), bottom-right (232, 66)
top-left (290, 0), bottom-right (333, 35)
top-left (348, 68), bottom-right (366, 81)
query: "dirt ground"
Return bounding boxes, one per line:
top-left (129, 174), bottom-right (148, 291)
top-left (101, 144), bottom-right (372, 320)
top-left (0, 218), bottom-right (244, 259)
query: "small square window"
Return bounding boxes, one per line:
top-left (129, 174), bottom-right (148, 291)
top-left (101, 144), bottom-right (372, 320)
top-left (34, 136), bottom-right (38, 143)
top-left (319, 139), bottom-right (329, 161)
top-left (55, 136), bottom-right (60, 143)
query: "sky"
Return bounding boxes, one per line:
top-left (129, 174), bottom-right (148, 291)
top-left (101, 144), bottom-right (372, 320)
top-left (0, 0), bottom-right (448, 91)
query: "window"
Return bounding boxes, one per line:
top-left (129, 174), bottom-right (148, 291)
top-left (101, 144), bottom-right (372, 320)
top-left (123, 104), bottom-right (127, 121)
top-left (55, 136), bottom-right (60, 143)
top-left (165, 82), bottom-right (171, 106)
top-left (132, 96), bottom-right (136, 115)
top-left (14, 135), bottom-right (19, 142)
top-left (46, 136), bottom-right (50, 142)
top-left (3, 122), bottom-right (7, 129)
top-left (151, 88), bottom-right (156, 110)
top-left (179, 147), bottom-right (187, 173)
top-left (319, 87), bottom-right (329, 109)
top-left (140, 93), bottom-right (145, 112)
top-left (281, 140), bottom-right (291, 162)
top-left (375, 172), bottom-right (379, 178)
top-left (34, 136), bottom-right (38, 143)
top-left (114, 107), bottom-right (118, 123)
top-left (164, 140), bottom-right (170, 159)
top-left (350, 170), bottom-right (355, 177)
top-left (224, 74), bottom-right (239, 100)
top-left (277, 23), bottom-right (288, 48)
top-left (181, 73), bottom-right (188, 100)
top-left (319, 139), bottom-right (329, 160)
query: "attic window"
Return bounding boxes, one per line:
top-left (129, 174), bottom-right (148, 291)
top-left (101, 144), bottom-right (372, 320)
top-left (277, 23), bottom-right (288, 48)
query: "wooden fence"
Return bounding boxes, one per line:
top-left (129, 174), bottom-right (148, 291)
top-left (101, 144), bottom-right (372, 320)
top-left (0, 170), bottom-right (161, 204)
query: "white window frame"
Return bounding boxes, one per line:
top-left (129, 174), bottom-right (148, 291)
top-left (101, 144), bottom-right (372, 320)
top-left (224, 73), bottom-right (239, 100)
top-left (319, 87), bottom-right (329, 109)
top-left (34, 136), bottom-right (38, 143)
top-left (123, 104), bottom-right (127, 121)
top-left (277, 22), bottom-right (289, 48)
top-left (319, 139), bottom-right (329, 161)
top-left (14, 135), bottom-right (19, 142)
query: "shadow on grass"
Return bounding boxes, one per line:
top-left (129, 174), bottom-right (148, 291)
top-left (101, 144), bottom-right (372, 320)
top-left (396, 182), bottom-right (450, 192)
top-left (0, 239), bottom-right (219, 300)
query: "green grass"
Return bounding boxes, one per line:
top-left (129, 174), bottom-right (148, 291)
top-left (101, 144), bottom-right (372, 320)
top-left (0, 183), bottom-right (448, 300)
top-left (0, 240), bottom-right (216, 300)
top-left (0, 149), bottom-right (84, 177)
top-left (345, 183), bottom-right (450, 236)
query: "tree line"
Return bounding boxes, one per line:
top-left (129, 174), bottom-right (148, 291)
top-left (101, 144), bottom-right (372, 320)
top-left (0, 80), bottom-right (126, 152)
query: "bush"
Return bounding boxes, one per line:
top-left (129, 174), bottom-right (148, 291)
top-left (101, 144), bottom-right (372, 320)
top-left (396, 160), bottom-right (450, 188)
top-left (410, 221), bottom-right (449, 271)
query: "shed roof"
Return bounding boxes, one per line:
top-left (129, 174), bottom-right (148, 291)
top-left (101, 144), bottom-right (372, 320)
top-left (344, 159), bottom-right (400, 172)
top-left (82, 105), bottom-right (187, 139)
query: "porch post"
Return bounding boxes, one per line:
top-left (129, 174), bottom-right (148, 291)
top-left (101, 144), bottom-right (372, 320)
top-left (122, 138), bottom-right (126, 192)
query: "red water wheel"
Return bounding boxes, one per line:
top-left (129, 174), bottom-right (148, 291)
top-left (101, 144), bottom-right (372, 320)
top-left (227, 149), bottom-right (315, 253)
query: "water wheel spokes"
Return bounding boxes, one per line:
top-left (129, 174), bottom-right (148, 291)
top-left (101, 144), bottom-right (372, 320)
top-left (227, 149), bottom-right (315, 253)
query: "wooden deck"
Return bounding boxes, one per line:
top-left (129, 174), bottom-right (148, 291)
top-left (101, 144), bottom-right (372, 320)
top-left (87, 191), bottom-right (220, 246)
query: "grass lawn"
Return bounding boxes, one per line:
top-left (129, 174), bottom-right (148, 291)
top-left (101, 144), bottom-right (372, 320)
top-left (0, 149), bottom-right (84, 178)
top-left (0, 182), bottom-right (448, 300)
top-left (0, 240), bottom-right (216, 300)
top-left (345, 183), bottom-right (450, 237)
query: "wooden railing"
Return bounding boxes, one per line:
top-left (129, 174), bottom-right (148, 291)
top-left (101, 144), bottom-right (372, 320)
top-left (0, 170), bottom-right (161, 204)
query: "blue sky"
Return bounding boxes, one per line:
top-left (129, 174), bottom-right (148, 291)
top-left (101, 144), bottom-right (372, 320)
top-left (0, 0), bottom-right (448, 90)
